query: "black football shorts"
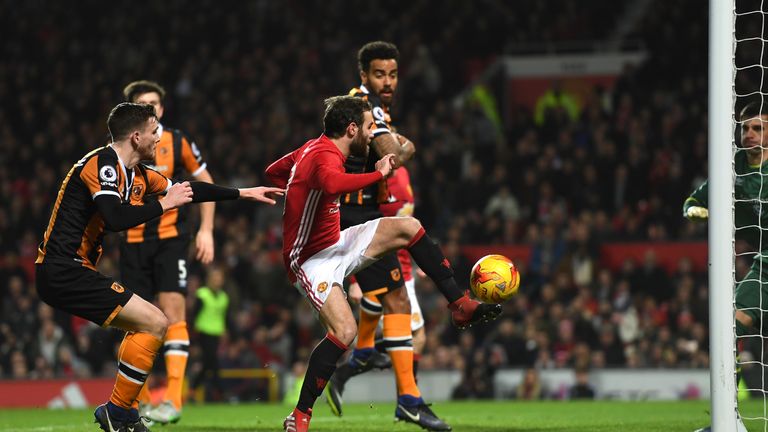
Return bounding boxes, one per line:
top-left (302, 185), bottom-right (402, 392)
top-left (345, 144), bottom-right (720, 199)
top-left (119, 237), bottom-right (190, 300)
top-left (36, 262), bottom-right (133, 327)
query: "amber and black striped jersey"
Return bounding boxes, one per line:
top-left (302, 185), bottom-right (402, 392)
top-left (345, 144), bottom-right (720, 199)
top-left (126, 125), bottom-right (207, 243)
top-left (342, 85), bottom-right (393, 207)
top-left (36, 146), bottom-right (171, 270)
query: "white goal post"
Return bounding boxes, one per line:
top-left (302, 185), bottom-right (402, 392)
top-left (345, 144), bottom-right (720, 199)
top-left (709, 0), bottom-right (737, 430)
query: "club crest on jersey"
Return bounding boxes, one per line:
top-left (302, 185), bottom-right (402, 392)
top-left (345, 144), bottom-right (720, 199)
top-left (111, 282), bottom-right (125, 293)
top-left (317, 282), bottom-right (328, 293)
top-left (390, 269), bottom-right (401, 282)
top-left (99, 165), bottom-right (117, 182)
top-left (132, 185), bottom-right (144, 197)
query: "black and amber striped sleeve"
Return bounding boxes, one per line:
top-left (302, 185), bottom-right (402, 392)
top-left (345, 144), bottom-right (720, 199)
top-left (80, 153), bottom-right (121, 200)
top-left (179, 134), bottom-right (207, 177)
top-left (142, 165), bottom-right (173, 195)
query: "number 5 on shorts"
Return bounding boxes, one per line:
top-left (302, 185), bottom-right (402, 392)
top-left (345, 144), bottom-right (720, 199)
top-left (178, 259), bottom-right (187, 288)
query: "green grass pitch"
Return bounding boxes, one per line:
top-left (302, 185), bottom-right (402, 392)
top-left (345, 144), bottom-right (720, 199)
top-left (1, 400), bottom-right (767, 431)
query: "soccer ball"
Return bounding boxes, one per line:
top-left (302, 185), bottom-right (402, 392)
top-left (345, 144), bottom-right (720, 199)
top-left (469, 254), bottom-right (520, 303)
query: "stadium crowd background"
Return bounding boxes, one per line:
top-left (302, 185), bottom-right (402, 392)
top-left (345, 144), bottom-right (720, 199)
top-left (0, 0), bottom-right (726, 400)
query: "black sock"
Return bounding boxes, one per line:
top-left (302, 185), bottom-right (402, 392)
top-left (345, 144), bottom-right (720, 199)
top-left (297, 334), bottom-right (347, 413)
top-left (406, 228), bottom-right (463, 303)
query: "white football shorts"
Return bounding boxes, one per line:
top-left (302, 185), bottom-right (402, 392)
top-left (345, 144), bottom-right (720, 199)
top-left (294, 219), bottom-right (380, 311)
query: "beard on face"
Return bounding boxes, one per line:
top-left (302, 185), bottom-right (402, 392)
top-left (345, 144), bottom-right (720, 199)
top-left (349, 130), bottom-right (370, 157)
top-left (137, 139), bottom-right (155, 161)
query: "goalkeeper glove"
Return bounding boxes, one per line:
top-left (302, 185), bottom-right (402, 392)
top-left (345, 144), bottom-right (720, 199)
top-left (685, 206), bottom-right (709, 220)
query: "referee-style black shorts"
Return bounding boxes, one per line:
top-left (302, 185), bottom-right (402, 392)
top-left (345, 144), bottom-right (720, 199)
top-left (341, 206), bottom-right (405, 296)
top-left (120, 237), bottom-right (189, 301)
top-left (35, 262), bottom-right (133, 327)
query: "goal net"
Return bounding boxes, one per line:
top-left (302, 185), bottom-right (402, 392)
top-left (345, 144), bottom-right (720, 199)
top-left (715, 0), bottom-right (768, 429)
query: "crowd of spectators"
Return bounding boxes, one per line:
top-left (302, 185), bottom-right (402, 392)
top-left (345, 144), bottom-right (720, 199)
top-left (0, 0), bottom-right (743, 401)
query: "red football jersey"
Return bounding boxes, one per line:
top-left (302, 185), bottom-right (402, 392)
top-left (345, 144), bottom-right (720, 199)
top-left (380, 167), bottom-right (415, 281)
top-left (265, 135), bottom-right (383, 283)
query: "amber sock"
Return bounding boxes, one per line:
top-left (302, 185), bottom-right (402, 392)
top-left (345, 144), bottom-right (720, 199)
top-left (356, 296), bottom-right (381, 350)
top-left (163, 321), bottom-right (189, 410)
top-left (109, 332), bottom-right (162, 409)
top-left (382, 314), bottom-right (420, 398)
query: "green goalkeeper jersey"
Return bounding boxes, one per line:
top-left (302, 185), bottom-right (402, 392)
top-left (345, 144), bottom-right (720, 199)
top-left (683, 149), bottom-right (768, 256)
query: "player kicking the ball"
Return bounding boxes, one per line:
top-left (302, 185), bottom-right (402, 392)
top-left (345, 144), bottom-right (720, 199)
top-left (266, 95), bottom-right (501, 432)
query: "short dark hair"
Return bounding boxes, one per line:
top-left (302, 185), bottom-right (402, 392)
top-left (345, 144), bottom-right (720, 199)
top-left (107, 103), bottom-right (157, 141)
top-left (739, 101), bottom-right (768, 121)
top-left (323, 96), bottom-right (371, 138)
top-left (358, 41), bottom-right (399, 73)
top-left (123, 80), bottom-right (166, 103)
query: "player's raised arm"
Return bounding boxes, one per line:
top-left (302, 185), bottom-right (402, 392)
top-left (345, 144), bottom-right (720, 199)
top-left (395, 133), bottom-right (415, 161)
top-left (313, 150), bottom-right (386, 195)
top-left (265, 149), bottom-right (299, 189)
top-left (95, 181), bottom-right (193, 232)
top-left (187, 181), bottom-right (285, 205)
top-left (683, 180), bottom-right (709, 220)
top-left (370, 130), bottom-right (413, 168)
top-left (237, 186), bottom-right (286, 205)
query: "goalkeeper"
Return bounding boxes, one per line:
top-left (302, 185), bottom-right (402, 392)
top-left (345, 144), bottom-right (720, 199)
top-left (684, 101), bottom-right (768, 337)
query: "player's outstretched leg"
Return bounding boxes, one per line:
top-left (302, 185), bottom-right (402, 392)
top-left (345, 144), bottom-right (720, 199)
top-left (95, 331), bottom-right (163, 432)
top-left (146, 336), bottom-right (188, 423)
top-left (288, 284), bottom-right (355, 431)
top-left (147, 290), bottom-right (190, 425)
top-left (366, 217), bottom-right (502, 329)
top-left (384, 310), bottom-right (451, 431)
top-left (94, 294), bottom-right (168, 432)
top-left (326, 295), bottom-right (390, 417)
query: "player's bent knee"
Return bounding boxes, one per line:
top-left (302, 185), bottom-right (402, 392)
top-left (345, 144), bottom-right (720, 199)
top-left (400, 216), bottom-right (422, 238)
top-left (332, 324), bottom-right (357, 346)
top-left (158, 292), bottom-right (186, 319)
top-left (147, 310), bottom-right (169, 339)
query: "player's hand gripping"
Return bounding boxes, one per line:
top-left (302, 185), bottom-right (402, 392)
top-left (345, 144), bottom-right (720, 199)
top-left (376, 153), bottom-right (396, 178)
top-left (685, 206), bottom-right (709, 220)
top-left (238, 186), bottom-right (286, 205)
top-left (161, 181), bottom-right (194, 211)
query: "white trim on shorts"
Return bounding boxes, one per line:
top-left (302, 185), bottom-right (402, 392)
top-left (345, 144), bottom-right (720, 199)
top-left (294, 219), bottom-right (381, 311)
top-left (368, 277), bottom-right (425, 332)
top-left (405, 278), bottom-right (424, 331)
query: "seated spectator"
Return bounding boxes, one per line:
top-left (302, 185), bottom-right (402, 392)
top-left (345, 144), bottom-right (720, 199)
top-left (569, 367), bottom-right (596, 400)
top-left (515, 368), bottom-right (544, 400)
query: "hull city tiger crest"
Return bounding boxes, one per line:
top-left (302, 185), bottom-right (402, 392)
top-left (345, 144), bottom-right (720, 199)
top-left (390, 268), bottom-right (401, 282)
